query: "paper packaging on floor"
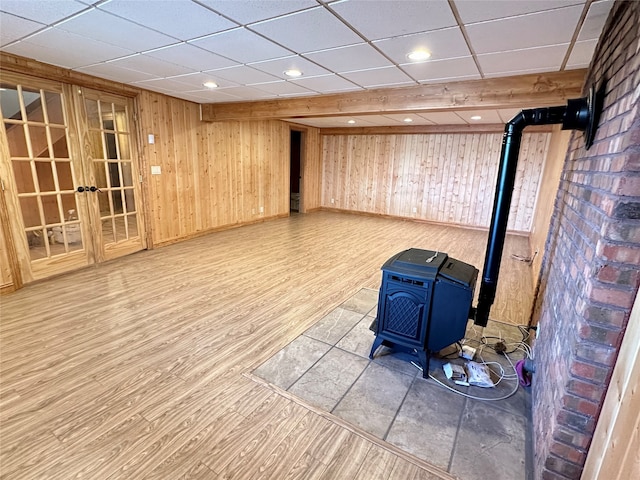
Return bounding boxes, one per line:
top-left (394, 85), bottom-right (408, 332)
top-left (467, 361), bottom-right (495, 388)
top-left (443, 362), bottom-right (469, 386)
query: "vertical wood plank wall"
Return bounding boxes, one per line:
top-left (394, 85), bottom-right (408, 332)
top-left (321, 132), bottom-right (551, 232)
top-left (529, 126), bottom-right (571, 283)
top-left (138, 91), bottom-right (293, 245)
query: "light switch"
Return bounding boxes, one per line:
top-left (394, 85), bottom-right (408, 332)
top-left (151, 165), bottom-right (161, 175)
top-left (148, 134), bottom-right (155, 144)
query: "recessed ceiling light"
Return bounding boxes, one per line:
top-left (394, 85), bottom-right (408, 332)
top-left (470, 115), bottom-right (482, 121)
top-left (203, 81), bottom-right (218, 89)
top-left (403, 118), bottom-right (413, 123)
top-left (347, 119), bottom-right (356, 124)
top-left (284, 69), bottom-right (303, 78)
top-left (407, 50), bottom-right (431, 62)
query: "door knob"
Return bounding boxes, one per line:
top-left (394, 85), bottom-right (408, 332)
top-left (77, 186), bottom-right (85, 192)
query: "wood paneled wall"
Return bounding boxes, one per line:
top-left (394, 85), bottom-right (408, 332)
top-left (529, 126), bottom-right (571, 283)
top-left (321, 132), bottom-right (551, 232)
top-left (138, 91), bottom-right (291, 245)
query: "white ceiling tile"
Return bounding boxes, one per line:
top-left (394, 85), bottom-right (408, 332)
top-left (340, 66), bottom-right (415, 88)
top-left (106, 54), bottom-right (193, 77)
top-left (346, 116), bottom-right (379, 126)
top-left (577, 0), bottom-right (614, 41)
top-left (465, 5), bottom-right (583, 54)
top-left (56, 8), bottom-right (176, 51)
top-left (290, 74), bottom-right (361, 93)
top-left (400, 56), bottom-right (479, 82)
top-left (250, 7), bottom-right (362, 53)
top-left (176, 89), bottom-right (242, 102)
top-left (382, 114), bottom-right (436, 125)
top-left (133, 77), bottom-right (219, 93)
top-left (566, 39), bottom-right (598, 68)
top-left (164, 72), bottom-right (238, 89)
top-left (249, 56), bottom-right (332, 79)
top-left (190, 28), bottom-right (292, 64)
top-left (303, 43), bottom-right (393, 73)
top-left (454, 0), bottom-right (584, 23)
top-left (477, 44), bottom-right (569, 76)
top-left (251, 81), bottom-right (315, 96)
top-left (287, 117), bottom-right (340, 128)
top-left (215, 85), bottom-right (275, 101)
top-left (329, 0), bottom-right (456, 40)
top-left (498, 108), bottom-right (522, 123)
top-left (0, 13), bottom-right (45, 46)
top-left (457, 109), bottom-right (502, 123)
top-left (373, 27), bottom-right (471, 64)
top-left (0, 0), bottom-right (89, 25)
top-left (99, 0), bottom-right (237, 41)
top-left (418, 112), bottom-right (467, 124)
top-left (3, 28), bottom-right (135, 68)
top-left (207, 65), bottom-right (280, 85)
top-left (198, 0), bottom-right (317, 25)
top-left (483, 67), bottom-right (562, 78)
top-left (349, 115), bottom-right (398, 126)
top-left (145, 43), bottom-right (238, 71)
top-left (75, 63), bottom-right (157, 83)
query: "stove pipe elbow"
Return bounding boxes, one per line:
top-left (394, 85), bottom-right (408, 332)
top-left (473, 96), bottom-right (596, 327)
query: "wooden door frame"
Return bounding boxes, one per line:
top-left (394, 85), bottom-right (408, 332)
top-left (0, 73), bottom-right (92, 283)
top-left (0, 70), bottom-right (150, 289)
top-left (74, 87), bottom-right (148, 262)
top-left (289, 125), bottom-right (306, 213)
top-left (132, 95), bottom-right (154, 251)
top-left (0, 162), bottom-right (23, 292)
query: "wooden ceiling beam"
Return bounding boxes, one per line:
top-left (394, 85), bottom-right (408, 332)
top-left (315, 124), bottom-right (554, 136)
top-left (201, 70), bottom-right (587, 122)
top-left (0, 52), bottom-right (140, 97)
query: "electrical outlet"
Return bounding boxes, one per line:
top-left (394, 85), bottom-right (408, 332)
top-left (412, 207), bottom-right (417, 213)
top-left (331, 198), bottom-right (335, 204)
top-left (259, 206), bottom-right (264, 213)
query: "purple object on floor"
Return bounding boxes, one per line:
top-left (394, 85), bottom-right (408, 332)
top-left (515, 359), bottom-right (531, 387)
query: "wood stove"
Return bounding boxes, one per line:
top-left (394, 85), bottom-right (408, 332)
top-left (369, 248), bottom-right (478, 377)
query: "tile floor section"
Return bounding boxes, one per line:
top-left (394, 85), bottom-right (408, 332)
top-left (253, 288), bottom-right (533, 480)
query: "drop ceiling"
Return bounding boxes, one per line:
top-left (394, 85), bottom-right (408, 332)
top-left (0, 0), bottom-right (613, 127)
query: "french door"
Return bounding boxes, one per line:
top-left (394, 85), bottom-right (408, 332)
top-left (0, 74), bottom-right (146, 283)
top-left (75, 88), bottom-right (145, 263)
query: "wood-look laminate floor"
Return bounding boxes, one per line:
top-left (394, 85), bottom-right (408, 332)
top-left (0, 212), bottom-right (534, 479)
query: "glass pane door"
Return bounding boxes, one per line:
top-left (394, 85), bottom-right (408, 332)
top-left (0, 81), bottom-right (90, 281)
top-left (79, 90), bottom-right (145, 261)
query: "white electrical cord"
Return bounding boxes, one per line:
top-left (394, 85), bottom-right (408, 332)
top-left (419, 325), bottom-right (534, 401)
top-left (427, 371), bottom-right (520, 401)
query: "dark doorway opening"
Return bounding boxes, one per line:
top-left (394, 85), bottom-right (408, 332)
top-left (290, 130), bottom-right (302, 213)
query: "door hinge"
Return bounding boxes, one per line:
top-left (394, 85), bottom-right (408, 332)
top-left (139, 175), bottom-right (143, 183)
top-left (1, 179), bottom-right (4, 191)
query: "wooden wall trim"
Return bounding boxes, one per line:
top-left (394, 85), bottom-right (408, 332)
top-left (318, 207), bottom-right (530, 236)
top-left (0, 52), bottom-right (140, 97)
top-left (319, 124), bottom-right (554, 136)
top-left (202, 70), bottom-right (587, 122)
top-left (581, 288), bottom-right (640, 480)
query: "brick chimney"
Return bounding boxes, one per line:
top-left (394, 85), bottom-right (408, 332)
top-left (531, 1), bottom-right (640, 479)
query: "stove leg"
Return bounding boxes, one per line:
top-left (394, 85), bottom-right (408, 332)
top-left (369, 336), bottom-right (385, 359)
top-left (417, 350), bottom-right (429, 378)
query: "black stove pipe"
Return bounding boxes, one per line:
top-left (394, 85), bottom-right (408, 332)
top-left (474, 97), bottom-right (593, 327)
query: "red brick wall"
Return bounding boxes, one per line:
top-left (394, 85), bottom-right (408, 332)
top-left (531, 1), bottom-right (640, 479)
